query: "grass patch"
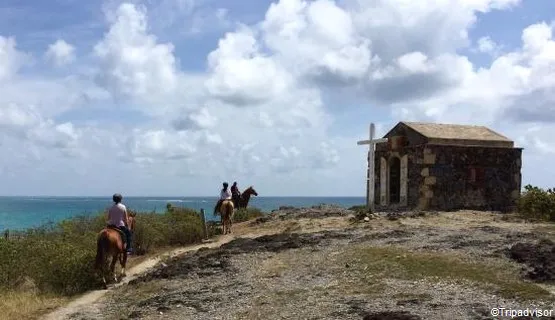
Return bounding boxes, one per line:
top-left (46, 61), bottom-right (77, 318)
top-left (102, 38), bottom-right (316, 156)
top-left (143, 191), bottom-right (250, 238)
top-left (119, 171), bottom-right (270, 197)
top-left (392, 292), bottom-right (433, 301)
top-left (273, 288), bottom-right (306, 299)
top-left (253, 288), bottom-right (311, 307)
top-left (283, 221), bottom-right (301, 233)
top-left (258, 257), bottom-right (289, 278)
top-left (0, 290), bottom-right (67, 320)
top-left (343, 245), bottom-right (551, 301)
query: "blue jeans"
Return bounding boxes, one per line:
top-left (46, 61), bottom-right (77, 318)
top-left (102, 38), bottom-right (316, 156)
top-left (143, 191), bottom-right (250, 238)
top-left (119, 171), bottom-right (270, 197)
top-left (119, 226), bottom-right (132, 251)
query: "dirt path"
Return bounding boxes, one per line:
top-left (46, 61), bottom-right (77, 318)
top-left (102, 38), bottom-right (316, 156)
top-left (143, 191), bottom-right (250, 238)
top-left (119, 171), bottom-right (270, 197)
top-left (42, 207), bottom-right (555, 320)
top-left (41, 234), bottom-right (236, 320)
top-left (40, 211), bottom-right (350, 320)
top-left (61, 208), bottom-right (555, 320)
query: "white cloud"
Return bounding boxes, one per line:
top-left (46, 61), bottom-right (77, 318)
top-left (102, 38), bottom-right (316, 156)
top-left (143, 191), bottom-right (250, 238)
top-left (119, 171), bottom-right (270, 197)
top-left (45, 39), bottom-right (76, 66)
top-left (0, 36), bottom-right (28, 81)
top-left (172, 107), bottom-right (218, 131)
top-left (0, 103), bottom-right (82, 154)
top-left (93, 3), bottom-right (179, 103)
top-left (124, 129), bottom-right (197, 162)
top-left (3, 0), bottom-right (555, 196)
top-left (261, 0), bottom-right (373, 84)
top-left (205, 26), bottom-right (293, 106)
top-left (394, 21), bottom-right (555, 125)
top-left (0, 103), bottom-right (41, 139)
top-left (477, 36), bottom-right (498, 54)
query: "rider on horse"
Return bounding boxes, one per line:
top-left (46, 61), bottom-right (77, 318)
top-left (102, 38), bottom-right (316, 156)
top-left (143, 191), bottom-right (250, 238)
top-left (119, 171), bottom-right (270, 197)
top-left (106, 193), bottom-right (132, 253)
top-left (231, 181), bottom-right (241, 208)
top-left (214, 182), bottom-right (232, 214)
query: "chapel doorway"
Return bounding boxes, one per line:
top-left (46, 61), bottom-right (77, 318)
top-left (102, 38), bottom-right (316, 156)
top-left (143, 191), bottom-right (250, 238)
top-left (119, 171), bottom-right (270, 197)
top-left (389, 157), bottom-right (401, 204)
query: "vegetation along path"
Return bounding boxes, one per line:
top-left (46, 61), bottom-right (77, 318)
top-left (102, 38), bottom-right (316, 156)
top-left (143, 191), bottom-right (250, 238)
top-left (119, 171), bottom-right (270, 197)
top-left (41, 217), bottom-right (288, 320)
top-left (41, 204), bottom-right (555, 320)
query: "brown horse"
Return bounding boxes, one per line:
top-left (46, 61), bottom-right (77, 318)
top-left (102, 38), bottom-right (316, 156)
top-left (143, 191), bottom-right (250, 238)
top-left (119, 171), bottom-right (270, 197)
top-left (94, 213), bottom-right (136, 289)
top-left (236, 186), bottom-right (258, 208)
top-left (219, 199), bottom-right (235, 234)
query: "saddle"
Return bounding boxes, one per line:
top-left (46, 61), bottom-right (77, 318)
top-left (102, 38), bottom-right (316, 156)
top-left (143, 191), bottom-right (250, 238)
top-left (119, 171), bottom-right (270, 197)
top-left (107, 225), bottom-right (126, 246)
top-left (214, 199), bottom-right (232, 215)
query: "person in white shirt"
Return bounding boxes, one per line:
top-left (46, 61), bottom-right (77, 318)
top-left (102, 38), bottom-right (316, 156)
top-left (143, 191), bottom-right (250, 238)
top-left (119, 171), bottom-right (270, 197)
top-left (220, 183), bottom-right (232, 200)
top-left (106, 193), bottom-right (132, 253)
top-left (214, 182), bottom-right (232, 214)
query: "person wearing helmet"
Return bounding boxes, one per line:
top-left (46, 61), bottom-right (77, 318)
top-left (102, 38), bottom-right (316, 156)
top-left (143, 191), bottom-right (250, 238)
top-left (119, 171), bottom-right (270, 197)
top-left (214, 182), bottom-right (232, 214)
top-left (106, 193), bottom-right (132, 253)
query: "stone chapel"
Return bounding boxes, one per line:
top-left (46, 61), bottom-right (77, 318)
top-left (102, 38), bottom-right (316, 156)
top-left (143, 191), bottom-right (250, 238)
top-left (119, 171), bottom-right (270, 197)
top-left (372, 121), bottom-right (522, 212)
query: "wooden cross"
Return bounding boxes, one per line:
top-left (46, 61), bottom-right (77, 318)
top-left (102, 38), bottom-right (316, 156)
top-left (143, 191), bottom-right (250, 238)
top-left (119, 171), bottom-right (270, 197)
top-left (357, 123), bottom-right (388, 211)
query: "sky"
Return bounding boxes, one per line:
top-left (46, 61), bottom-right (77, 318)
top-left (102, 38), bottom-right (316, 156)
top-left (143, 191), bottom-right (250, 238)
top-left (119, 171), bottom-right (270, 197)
top-left (0, 0), bottom-right (554, 197)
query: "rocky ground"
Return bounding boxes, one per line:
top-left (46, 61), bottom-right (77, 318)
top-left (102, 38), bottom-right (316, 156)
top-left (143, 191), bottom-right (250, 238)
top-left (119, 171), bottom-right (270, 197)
top-left (65, 205), bottom-right (555, 320)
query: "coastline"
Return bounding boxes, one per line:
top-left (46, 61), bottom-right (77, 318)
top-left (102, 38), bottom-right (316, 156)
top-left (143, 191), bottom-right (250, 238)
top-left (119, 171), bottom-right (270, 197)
top-left (0, 196), bottom-right (365, 231)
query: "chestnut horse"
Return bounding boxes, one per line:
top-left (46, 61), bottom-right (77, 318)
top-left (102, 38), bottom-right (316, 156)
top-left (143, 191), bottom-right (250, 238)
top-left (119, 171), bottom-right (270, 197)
top-left (235, 186), bottom-right (258, 208)
top-left (219, 199), bottom-right (235, 235)
top-left (94, 213), bottom-right (136, 289)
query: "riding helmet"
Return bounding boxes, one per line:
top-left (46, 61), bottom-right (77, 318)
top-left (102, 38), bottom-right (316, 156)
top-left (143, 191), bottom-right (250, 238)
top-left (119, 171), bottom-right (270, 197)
top-left (113, 193), bottom-right (123, 203)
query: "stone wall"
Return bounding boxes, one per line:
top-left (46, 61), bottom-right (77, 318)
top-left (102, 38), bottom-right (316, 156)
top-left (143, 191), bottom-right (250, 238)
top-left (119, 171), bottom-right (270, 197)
top-left (422, 145), bottom-right (522, 211)
top-left (373, 144), bottom-right (522, 212)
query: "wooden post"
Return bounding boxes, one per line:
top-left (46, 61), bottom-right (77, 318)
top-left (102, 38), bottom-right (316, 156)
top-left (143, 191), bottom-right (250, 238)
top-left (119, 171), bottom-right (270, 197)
top-left (200, 208), bottom-right (208, 239)
top-left (357, 123), bottom-right (388, 212)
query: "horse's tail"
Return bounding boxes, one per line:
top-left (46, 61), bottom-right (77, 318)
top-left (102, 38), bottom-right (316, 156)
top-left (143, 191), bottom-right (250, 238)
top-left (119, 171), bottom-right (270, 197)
top-left (95, 230), bottom-right (108, 270)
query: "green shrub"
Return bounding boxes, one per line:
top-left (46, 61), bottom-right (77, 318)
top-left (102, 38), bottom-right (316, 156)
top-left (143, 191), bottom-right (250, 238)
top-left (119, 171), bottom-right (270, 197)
top-left (234, 207), bottom-right (264, 223)
top-left (0, 232), bottom-right (99, 295)
top-left (518, 185), bottom-right (555, 221)
top-left (0, 206), bottom-right (207, 296)
top-left (132, 207), bottom-right (204, 252)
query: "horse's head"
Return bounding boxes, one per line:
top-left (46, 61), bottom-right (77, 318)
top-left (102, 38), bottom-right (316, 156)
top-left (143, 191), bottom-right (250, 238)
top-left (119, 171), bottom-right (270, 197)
top-left (128, 211), bottom-right (137, 232)
top-left (245, 186), bottom-right (258, 196)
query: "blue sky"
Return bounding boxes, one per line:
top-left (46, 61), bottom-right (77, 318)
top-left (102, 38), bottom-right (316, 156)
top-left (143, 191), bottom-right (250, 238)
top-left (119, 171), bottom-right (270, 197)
top-left (0, 0), bottom-right (554, 196)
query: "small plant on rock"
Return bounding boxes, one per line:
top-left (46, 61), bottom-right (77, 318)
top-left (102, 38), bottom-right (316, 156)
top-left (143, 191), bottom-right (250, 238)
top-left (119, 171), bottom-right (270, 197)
top-left (348, 205), bottom-right (373, 221)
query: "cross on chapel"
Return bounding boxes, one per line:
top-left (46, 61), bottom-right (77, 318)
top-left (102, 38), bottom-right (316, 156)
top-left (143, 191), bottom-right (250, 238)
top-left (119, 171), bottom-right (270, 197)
top-left (357, 123), bottom-right (388, 211)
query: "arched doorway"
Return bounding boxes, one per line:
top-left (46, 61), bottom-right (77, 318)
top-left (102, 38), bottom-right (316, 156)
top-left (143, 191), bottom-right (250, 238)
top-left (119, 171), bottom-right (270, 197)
top-left (389, 157), bottom-right (401, 204)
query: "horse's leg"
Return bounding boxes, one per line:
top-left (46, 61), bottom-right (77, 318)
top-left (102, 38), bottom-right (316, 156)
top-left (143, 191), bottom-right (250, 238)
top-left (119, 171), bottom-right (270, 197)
top-left (222, 211), bottom-right (227, 234)
top-left (230, 207), bottom-right (234, 233)
top-left (225, 210), bottom-right (230, 234)
top-left (120, 252), bottom-right (127, 278)
top-left (96, 233), bottom-right (108, 289)
top-left (225, 209), bottom-right (230, 234)
top-left (110, 253), bottom-right (118, 283)
top-left (100, 259), bottom-right (108, 289)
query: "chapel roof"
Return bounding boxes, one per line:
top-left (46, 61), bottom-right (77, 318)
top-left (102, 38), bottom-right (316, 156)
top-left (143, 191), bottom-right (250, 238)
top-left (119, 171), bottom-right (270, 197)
top-left (386, 122), bottom-right (515, 148)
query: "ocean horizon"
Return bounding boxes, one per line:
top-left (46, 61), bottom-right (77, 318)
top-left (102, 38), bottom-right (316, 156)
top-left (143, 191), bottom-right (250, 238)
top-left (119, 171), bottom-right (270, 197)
top-left (0, 196), bottom-right (365, 231)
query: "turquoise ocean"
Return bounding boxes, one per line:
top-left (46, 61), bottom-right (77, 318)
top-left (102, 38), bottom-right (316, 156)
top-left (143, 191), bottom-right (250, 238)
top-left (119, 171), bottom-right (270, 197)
top-left (0, 196), bottom-right (365, 231)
